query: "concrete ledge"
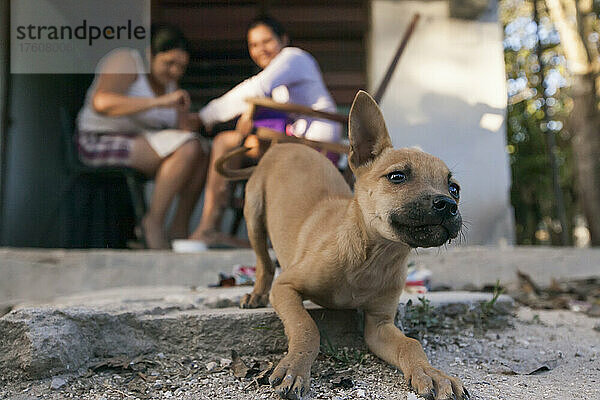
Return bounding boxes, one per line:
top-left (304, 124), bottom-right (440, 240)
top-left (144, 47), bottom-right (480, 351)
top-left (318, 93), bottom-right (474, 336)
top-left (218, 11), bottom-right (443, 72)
top-left (0, 248), bottom-right (257, 304)
top-left (0, 246), bottom-right (597, 304)
top-left (0, 286), bottom-right (512, 380)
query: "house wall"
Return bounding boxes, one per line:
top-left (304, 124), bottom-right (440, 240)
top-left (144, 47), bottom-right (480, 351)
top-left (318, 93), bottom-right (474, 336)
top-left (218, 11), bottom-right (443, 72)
top-left (369, 0), bottom-right (514, 244)
top-left (1, 74), bottom-right (77, 247)
top-left (0, 73), bottom-right (134, 248)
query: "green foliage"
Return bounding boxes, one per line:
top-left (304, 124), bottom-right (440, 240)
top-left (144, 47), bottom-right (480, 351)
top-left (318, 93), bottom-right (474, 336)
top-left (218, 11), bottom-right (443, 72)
top-left (501, 0), bottom-right (580, 245)
top-left (402, 297), bottom-right (445, 341)
top-left (480, 280), bottom-right (505, 318)
top-left (531, 313), bottom-right (542, 324)
top-left (401, 292), bottom-right (513, 338)
top-left (319, 330), bottom-right (368, 366)
top-left (405, 297), bottom-right (440, 330)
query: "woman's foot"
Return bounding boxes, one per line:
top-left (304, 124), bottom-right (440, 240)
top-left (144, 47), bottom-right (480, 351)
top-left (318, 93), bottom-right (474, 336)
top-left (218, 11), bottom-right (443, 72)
top-left (142, 215), bottom-right (169, 249)
top-left (190, 229), bottom-right (251, 249)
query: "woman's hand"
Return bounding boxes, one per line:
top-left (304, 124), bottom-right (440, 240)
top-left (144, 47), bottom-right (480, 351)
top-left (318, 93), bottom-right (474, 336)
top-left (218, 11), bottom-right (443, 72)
top-left (236, 110), bottom-right (254, 136)
top-left (243, 134), bottom-right (268, 159)
top-left (156, 89), bottom-right (191, 110)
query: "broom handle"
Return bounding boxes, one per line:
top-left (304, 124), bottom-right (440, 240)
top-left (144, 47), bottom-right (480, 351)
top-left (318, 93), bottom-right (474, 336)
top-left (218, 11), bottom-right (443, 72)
top-left (373, 14), bottom-right (420, 104)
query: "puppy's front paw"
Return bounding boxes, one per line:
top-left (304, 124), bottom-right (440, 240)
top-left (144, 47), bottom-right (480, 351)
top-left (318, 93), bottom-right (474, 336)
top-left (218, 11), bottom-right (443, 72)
top-left (240, 292), bottom-right (270, 308)
top-left (405, 364), bottom-right (469, 400)
top-left (269, 354), bottom-right (311, 399)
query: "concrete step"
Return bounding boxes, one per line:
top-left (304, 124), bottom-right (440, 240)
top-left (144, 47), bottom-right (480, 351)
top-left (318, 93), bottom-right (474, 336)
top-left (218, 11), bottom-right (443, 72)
top-left (1, 246), bottom-right (598, 304)
top-left (0, 286), bottom-right (512, 381)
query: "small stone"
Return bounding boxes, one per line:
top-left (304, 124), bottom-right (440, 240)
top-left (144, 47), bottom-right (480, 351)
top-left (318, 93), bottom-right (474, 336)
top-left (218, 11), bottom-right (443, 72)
top-left (157, 352), bottom-right (166, 359)
top-left (331, 376), bottom-right (353, 389)
top-left (586, 304), bottom-right (600, 318)
top-left (164, 391), bottom-right (173, 398)
top-left (206, 361), bottom-right (218, 372)
top-left (356, 388), bottom-right (366, 397)
top-left (220, 358), bottom-right (232, 367)
top-left (50, 377), bottom-right (66, 390)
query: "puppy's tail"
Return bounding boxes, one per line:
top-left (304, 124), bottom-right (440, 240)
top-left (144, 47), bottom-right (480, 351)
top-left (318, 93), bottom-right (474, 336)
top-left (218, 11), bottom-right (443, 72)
top-left (215, 146), bottom-right (255, 180)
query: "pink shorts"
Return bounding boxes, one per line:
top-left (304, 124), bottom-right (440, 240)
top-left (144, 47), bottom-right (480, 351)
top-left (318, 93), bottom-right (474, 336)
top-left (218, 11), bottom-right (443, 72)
top-left (77, 129), bottom-right (200, 167)
top-left (77, 130), bottom-right (134, 167)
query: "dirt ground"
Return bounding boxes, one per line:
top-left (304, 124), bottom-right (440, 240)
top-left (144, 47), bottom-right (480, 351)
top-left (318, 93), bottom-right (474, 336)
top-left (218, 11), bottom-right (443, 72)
top-left (1, 305), bottom-right (598, 400)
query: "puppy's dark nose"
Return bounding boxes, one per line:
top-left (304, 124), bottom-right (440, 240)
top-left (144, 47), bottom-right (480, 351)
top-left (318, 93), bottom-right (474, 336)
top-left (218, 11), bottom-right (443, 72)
top-left (432, 196), bottom-right (458, 217)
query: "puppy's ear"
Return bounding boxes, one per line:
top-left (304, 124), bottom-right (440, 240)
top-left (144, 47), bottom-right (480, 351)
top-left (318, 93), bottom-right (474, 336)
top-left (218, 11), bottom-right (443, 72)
top-left (348, 90), bottom-right (393, 171)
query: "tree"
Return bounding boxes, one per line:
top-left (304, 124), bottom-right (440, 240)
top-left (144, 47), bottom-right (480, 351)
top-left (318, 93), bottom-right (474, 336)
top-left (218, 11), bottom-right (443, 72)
top-left (545, 0), bottom-right (600, 245)
top-left (501, 0), bottom-right (577, 245)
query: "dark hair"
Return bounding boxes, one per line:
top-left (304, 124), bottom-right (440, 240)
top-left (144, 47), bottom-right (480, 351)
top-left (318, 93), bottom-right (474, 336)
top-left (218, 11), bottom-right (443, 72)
top-left (247, 15), bottom-right (287, 41)
top-left (150, 24), bottom-right (190, 55)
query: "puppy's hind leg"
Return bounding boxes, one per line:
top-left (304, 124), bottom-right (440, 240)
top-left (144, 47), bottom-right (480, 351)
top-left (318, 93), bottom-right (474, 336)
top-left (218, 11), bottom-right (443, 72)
top-left (240, 180), bottom-right (275, 309)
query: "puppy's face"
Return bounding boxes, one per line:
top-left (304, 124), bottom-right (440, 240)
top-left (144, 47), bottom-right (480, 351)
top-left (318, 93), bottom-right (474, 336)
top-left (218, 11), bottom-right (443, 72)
top-left (348, 91), bottom-right (462, 248)
top-left (355, 147), bottom-right (462, 248)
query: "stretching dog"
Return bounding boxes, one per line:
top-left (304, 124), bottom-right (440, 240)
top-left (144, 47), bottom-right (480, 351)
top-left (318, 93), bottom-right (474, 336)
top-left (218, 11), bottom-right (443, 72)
top-left (217, 91), bottom-right (468, 400)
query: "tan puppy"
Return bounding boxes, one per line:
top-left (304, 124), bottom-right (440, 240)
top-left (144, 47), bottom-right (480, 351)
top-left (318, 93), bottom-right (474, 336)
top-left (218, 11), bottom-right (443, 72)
top-left (217, 91), bottom-right (468, 400)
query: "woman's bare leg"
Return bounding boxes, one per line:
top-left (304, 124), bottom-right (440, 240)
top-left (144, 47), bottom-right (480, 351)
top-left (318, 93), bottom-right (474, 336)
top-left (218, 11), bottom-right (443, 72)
top-left (168, 140), bottom-right (209, 240)
top-left (189, 130), bottom-right (248, 243)
top-left (129, 136), bottom-right (162, 176)
top-left (130, 137), bottom-right (204, 249)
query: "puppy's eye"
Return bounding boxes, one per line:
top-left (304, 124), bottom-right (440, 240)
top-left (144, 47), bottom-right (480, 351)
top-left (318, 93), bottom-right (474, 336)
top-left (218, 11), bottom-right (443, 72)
top-left (449, 183), bottom-right (460, 199)
top-left (387, 171), bottom-right (407, 184)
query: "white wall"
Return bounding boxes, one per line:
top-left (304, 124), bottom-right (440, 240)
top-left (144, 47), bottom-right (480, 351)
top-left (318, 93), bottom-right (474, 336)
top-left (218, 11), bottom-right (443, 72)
top-left (369, 0), bottom-right (514, 245)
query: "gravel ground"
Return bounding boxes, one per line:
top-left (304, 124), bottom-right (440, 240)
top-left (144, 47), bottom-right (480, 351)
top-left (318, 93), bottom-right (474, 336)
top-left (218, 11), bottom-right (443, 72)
top-left (1, 307), bottom-right (599, 400)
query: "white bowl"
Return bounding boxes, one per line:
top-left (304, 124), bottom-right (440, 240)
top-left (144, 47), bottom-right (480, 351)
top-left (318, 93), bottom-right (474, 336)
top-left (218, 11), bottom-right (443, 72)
top-left (172, 239), bottom-right (208, 253)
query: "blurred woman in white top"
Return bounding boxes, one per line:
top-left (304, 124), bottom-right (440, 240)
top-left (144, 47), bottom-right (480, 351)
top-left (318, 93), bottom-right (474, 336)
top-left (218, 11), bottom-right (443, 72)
top-left (77, 25), bottom-right (208, 249)
top-left (188, 15), bottom-right (340, 247)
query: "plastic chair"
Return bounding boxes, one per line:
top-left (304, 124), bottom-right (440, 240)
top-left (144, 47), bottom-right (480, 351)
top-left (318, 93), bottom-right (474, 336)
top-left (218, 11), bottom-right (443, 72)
top-left (224, 98), bottom-right (351, 236)
top-left (41, 106), bottom-right (149, 247)
top-left (246, 97), bottom-right (350, 155)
